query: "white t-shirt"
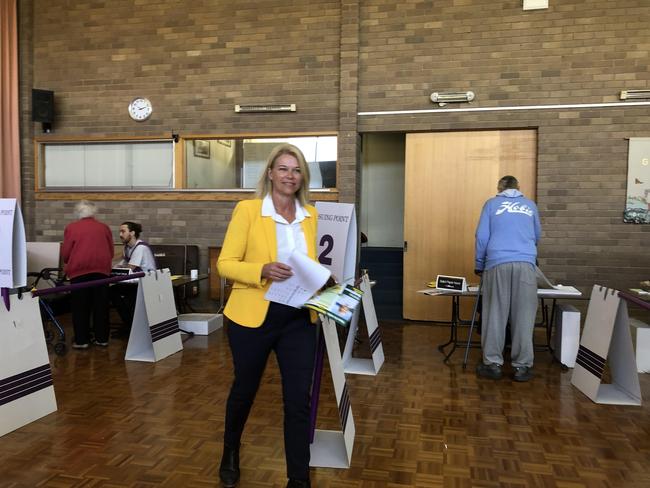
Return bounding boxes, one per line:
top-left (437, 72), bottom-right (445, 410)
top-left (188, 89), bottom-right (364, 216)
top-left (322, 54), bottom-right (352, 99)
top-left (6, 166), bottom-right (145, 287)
top-left (120, 239), bottom-right (157, 271)
top-left (261, 194), bottom-right (309, 263)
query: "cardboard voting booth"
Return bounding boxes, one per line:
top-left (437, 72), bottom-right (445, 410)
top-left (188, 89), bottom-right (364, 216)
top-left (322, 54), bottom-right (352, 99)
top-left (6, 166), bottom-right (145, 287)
top-left (315, 202), bottom-right (357, 284)
top-left (316, 202), bottom-right (384, 376)
top-left (125, 269), bottom-right (183, 362)
top-left (1, 293), bottom-right (58, 438)
top-left (0, 199), bottom-right (27, 290)
top-left (571, 285), bottom-right (641, 406)
top-left (310, 314), bottom-right (355, 468)
top-left (341, 272), bottom-right (385, 375)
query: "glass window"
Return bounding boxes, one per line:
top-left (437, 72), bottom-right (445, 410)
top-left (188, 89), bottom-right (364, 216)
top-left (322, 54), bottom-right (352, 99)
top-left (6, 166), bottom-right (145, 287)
top-left (37, 135), bottom-right (337, 193)
top-left (186, 139), bottom-right (237, 189)
top-left (42, 141), bottom-right (174, 189)
top-left (185, 136), bottom-right (337, 190)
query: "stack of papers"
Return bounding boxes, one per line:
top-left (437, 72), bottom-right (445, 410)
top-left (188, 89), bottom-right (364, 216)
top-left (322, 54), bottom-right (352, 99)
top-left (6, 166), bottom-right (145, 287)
top-left (262, 250), bottom-right (363, 326)
top-left (304, 284), bottom-right (363, 326)
top-left (264, 250), bottom-right (331, 308)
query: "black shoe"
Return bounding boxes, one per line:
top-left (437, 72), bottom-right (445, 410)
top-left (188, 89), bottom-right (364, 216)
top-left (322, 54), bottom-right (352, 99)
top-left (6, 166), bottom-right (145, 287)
top-left (512, 366), bottom-right (533, 382)
top-left (286, 479), bottom-right (311, 488)
top-left (476, 362), bottom-right (503, 380)
top-left (219, 444), bottom-right (240, 487)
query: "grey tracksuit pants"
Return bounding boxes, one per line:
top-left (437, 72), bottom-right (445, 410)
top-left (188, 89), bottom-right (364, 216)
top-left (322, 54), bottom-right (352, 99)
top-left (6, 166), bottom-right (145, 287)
top-left (481, 262), bottom-right (537, 368)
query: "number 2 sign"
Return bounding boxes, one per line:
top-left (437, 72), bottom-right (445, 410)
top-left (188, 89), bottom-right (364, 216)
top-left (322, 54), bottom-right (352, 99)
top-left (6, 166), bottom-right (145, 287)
top-left (315, 202), bottom-right (357, 284)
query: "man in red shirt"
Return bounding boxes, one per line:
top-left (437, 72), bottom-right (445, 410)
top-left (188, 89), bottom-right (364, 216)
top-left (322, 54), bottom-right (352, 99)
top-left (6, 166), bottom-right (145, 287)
top-left (61, 200), bottom-right (114, 349)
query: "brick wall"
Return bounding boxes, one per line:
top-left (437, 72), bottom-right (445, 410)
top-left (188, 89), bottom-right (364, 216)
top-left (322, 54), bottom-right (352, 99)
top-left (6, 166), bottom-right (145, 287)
top-left (19, 0), bottom-right (345, 273)
top-left (355, 0), bottom-right (650, 292)
top-left (18, 0), bottom-right (650, 293)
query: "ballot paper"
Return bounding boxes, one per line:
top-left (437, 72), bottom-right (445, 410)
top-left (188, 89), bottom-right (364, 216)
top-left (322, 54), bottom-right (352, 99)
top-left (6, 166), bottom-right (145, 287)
top-left (536, 266), bottom-right (580, 294)
top-left (536, 266), bottom-right (559, 289)
top-left (264, 250), bottom-right (331, 308)
top-left (417, 288), bottom-right (457, 296)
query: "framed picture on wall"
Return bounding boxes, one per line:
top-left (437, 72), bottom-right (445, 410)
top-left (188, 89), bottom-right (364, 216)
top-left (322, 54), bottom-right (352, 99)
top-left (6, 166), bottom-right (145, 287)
top-left (194, 140), bottom-right (210, 159)
top-left (217, 139), bottom-right (232, 148)
top-left (624, 138), bottom-right (650, 224)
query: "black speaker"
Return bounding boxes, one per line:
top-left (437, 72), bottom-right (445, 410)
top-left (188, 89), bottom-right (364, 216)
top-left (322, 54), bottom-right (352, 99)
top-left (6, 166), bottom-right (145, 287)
top-left (32, 89), bottom-right (54, 123)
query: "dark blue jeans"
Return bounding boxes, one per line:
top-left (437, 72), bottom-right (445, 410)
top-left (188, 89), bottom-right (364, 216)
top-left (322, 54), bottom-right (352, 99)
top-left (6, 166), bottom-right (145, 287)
top-left (224, 302), bottom-right (316, 480)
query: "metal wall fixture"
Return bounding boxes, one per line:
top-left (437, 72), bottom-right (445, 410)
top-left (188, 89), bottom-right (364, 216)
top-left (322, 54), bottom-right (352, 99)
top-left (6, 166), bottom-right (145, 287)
top-left (234, 104), bottom-right (296, 113)
top-left (430, 91), bottom-right (475, 107)
top-left (620, 90), bottom-right (650, 100)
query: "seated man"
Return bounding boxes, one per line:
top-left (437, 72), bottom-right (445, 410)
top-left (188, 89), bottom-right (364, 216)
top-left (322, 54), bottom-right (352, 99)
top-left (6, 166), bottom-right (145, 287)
top-left (117, 221), bottom-right (157, 272)
top-left (110, 221), bottom-right (157, 333)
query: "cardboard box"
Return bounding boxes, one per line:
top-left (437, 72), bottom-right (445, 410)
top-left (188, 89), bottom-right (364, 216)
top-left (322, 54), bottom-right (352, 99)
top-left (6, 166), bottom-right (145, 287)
top-left (630, 318), bottom-right (650, 373)
top-left (178, 313), bottom-right (223, 336)
top-left (553, 303), bottom-right (580, 367)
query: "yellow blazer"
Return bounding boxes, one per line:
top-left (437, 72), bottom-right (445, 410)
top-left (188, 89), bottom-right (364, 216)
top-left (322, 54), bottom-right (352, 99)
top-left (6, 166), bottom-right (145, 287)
top-left (217, 198), bottom-right (318, 327)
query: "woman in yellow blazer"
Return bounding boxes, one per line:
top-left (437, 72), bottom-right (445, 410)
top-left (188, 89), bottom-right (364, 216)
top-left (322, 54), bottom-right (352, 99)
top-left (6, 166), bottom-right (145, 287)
top-left (217, 144), bottom-right (318, 488)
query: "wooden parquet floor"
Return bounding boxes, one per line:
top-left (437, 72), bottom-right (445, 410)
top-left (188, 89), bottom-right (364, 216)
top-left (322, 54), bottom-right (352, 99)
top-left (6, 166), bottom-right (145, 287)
top-left (1, 318), bottom-right (650, 488)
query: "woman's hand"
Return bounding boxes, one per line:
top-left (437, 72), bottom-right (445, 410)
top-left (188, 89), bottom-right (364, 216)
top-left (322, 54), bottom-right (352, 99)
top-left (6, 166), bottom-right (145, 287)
top-left (262, 262), bottom-right (293, 282)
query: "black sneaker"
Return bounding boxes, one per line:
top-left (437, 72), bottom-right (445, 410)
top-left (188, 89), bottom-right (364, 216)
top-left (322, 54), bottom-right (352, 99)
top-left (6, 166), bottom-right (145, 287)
top-left (512, 366), bottom-right (533, 382)
top-left (93, 340), bottom-right (109, 347)
top-left (476, 362), bottom-right (503, 380)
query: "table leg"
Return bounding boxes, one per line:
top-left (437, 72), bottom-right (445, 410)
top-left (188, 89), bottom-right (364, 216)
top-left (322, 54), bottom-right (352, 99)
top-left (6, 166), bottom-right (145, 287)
top-left (437, 295), bottom-right (458, 352)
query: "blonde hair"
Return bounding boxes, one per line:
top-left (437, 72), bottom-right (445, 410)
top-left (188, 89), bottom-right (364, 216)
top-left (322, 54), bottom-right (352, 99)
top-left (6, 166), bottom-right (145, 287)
top-left (75, 200), bottom-right (97, 219)
top-left (256, 144), bottom-right (310, 206)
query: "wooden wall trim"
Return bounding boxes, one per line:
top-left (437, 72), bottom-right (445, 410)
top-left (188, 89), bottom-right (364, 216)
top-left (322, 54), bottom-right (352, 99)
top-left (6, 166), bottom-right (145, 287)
top-left (34, 134), bottom-right (174, 143)
top-left (180, 131), bottom-right (337, 139)
top-left (35, 190), bottom-right (340, 202)
top-left (174, 139), bottom-right (185, 189)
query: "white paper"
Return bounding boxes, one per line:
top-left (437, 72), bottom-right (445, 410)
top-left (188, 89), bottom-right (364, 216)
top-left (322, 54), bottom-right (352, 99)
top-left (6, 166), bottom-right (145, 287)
top-left (536, 266), bottom-right (577, 293)
top-left (419, 285), bottom-right (581, 297)
top-left (264, 250), bottom-right (331, 308)
top-left (417, 288), bottom-right (456, 296)
top-left (537, 286), bottom-right (581, 297)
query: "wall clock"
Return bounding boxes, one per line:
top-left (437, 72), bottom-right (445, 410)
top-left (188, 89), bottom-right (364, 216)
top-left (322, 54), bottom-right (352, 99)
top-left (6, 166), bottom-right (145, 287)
top-left (128, 97), bottom-right (153, 121)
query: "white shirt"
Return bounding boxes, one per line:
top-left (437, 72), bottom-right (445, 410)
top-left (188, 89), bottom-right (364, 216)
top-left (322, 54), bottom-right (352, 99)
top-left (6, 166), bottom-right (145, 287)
top-left (262, 194), bottom-right (309, 264)
top-left (120, 239), bottom-right (157, 271)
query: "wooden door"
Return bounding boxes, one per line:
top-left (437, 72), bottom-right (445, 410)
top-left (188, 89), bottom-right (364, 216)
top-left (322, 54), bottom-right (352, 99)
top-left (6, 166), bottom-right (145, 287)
top-left (209, 246), bottom-right (232, 306)
top-left (403, 130), bottom-right (536, 321)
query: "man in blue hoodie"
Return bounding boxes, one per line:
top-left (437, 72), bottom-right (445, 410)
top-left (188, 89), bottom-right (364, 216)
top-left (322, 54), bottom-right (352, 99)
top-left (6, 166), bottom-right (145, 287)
top-left (474, 175), bottom-right (541, 382)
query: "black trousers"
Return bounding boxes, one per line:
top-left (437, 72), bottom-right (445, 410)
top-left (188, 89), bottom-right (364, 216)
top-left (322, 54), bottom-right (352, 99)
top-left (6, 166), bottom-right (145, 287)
top-left (109, 283), bottom-right (138, 329)
top-left (70, 273), bottom-right (109, 344)
top-left (224, 302), bottom-right (316, 480)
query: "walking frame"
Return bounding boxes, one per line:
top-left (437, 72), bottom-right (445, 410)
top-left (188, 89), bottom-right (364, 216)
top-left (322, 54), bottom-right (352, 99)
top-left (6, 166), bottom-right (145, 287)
top-left (462, 276), bottom-right (483, 369)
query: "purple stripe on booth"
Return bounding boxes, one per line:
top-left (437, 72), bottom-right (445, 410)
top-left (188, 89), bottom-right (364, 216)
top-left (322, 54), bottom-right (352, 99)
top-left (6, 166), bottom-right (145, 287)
top-left (0, 364), bottom-right (53, 406)
top-left (369, 328), bottom-right (382, 353)
top-left (338, 382), bottom-right (351, 431)
top-left (0, 364), bottom-right (50, 388)
top-left (576, 345), bottom-right (605, 379)
top-left (150, 317), bottom-right (179, 342)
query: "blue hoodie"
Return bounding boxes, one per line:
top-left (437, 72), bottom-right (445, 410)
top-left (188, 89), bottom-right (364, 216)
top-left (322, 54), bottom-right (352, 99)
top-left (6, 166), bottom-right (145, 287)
top-left (475, 189), bottom-right (541, 271)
